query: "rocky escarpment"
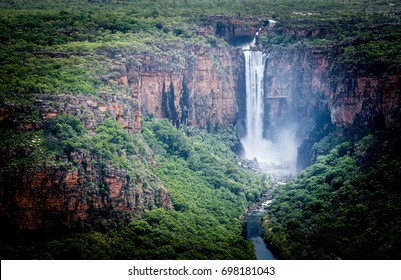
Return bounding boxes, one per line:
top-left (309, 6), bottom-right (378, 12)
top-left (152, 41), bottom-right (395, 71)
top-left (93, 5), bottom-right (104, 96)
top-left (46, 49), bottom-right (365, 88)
top-left (0, 93), bottom-right (171, 233)
top-left (124, 44), bottom-right (242, 129)
top-left (262, 47), bottom-right (333, 139)
top-left (0, 93), bottom-right (141, 133)
top-left (255, 29), bottom-right (401, 169)
top-left (120, 16), bottom-right (268, 131)
top-left (329, 70), bottom-right (401, 133)
top-left (0, 26), bottom-right (247, 233)
top-left (0, 154), bottom-right (171, 232)
top-left (111, 20), bottom-right (401, 170)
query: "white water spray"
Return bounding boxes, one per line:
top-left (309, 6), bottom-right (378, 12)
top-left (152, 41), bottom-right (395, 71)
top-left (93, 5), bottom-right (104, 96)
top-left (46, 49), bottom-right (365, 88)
top-left (240, 34), bottom-right (297, 174)
top-left (241, 50), bottom-right (267, 160)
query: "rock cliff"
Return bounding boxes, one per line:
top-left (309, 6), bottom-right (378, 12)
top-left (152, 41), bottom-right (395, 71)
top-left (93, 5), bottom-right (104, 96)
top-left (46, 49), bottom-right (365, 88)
top-left (0, 155), bottom-right (171, 232)
top-left (262, 47), bottom-right (333, 140)
top-left (257, 32), bottom-right (401, 169)
top-left (329, 70), bottom-right (401, 133)
top-left (125, 44), bottom-right (242, 129)
top-left (0, 35), bottom-right (245, 233)
top-left (0, 93), bottom-right (170, 233)
top-left (1, 93), bottom-right (141, 133)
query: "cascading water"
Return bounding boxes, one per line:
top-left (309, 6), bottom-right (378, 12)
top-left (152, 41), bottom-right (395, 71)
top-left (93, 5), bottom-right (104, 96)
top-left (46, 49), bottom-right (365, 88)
top-left (241, 50), bottom-right (267, 161)
top-left (240, 33), bottom-right (298, 176)
top-left (241, 30), bottom-right (279, 260)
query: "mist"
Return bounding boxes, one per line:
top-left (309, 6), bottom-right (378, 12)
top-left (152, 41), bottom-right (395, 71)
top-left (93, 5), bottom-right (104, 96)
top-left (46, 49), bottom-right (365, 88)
top-left (241, 123), bottom-right (299, 176)
top-left (240, 49), bottom-right (299, 177)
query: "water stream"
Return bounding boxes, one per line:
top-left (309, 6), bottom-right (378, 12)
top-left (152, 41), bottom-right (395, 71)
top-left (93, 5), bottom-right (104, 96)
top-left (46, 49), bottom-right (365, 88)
top-left (246, 207), bottom-right (277, 260)
top-left (240, 29), bottom-right (282, 260)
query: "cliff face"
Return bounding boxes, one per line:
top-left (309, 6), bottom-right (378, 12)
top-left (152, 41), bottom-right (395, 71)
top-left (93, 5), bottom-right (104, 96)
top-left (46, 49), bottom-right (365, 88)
top-left (256, 23), bottom-right (401, 136)
top-left (125, 45), bottom-right (242, 129)
top-left (0, 93), bottom-right (141, 133)
top-left (0, 155), bottom-right (171, 232)
top-left (121, 16), bottom-right (265, 130)
top-left (261, 42), bottom-right (401, 168)
top-left (0, 16), bottom-right (249, 233)
top-left (0, 39), bottom-right (244, 233)
top-left (329, 71), bottom-right (401, 132)
top-left (0, 93), bottom-right (170, 233)
top-left (263, 47), bottom-right (332, 141)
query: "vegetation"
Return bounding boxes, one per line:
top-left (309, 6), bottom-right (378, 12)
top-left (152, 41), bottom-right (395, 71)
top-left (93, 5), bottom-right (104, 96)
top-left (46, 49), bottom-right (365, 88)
top-left (0, 1), bottom-right (228, 105)
top-left (252, 1), bottom-right (401, 73)
top-left (264, 132), bottom-right (401, 259)
top-left (0, 117), bottom-right (268, 259)
top-left (1, 0), bottom-right (401, 260)
top-left (1, 0), bottom-right (400, 103)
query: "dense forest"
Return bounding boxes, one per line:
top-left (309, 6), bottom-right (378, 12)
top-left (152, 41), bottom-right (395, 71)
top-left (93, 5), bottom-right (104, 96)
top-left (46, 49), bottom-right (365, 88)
top-left (264, 132), bottom-right (401, 259)
top-left (1, 0), bottom-right (401, 259)
top-left (1, 116), bottom-right (267, 259)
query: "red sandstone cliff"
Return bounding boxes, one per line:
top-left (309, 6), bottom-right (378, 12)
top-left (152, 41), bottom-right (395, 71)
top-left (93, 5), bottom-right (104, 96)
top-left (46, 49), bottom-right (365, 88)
top-left (0, 93), bottom-right (141, 134)
top-left (0, 40), bottom-right (243, 232)
top-left (0, 150), bottom-right (171, 232)
top-left (125, 45), bottom-right (241, 129)
top-left (256, 24), bottom-right (401, 135)
top-left (0, 92), bottom-right (170, 232)
top-left (264, 46), bottom-right (401, 134)
top-left (258, 28), bottom-right (401, 169)
top-left (329, 71), bottom-right (401, 131)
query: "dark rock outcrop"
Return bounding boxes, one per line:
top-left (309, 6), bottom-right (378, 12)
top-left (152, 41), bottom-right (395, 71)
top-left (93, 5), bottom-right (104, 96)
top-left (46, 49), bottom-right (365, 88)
top-left (0, 151), bottom-right (171, 233)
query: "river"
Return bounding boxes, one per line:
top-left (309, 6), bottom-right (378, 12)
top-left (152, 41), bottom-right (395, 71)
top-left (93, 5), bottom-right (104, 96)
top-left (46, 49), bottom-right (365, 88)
top-left (246, 201), bottom-right (277, 260)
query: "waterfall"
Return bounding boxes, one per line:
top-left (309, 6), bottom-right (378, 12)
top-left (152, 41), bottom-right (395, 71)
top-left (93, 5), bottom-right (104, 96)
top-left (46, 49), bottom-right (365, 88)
top-left (241, 50), bottom-right (267, 161)
top-left (240, 43), bottom-right (298, 175)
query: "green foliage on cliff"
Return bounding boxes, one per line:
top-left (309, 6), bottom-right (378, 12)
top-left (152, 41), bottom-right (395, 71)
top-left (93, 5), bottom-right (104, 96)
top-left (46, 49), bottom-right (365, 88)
top-left (253, 1), bottom-right (401, 71)
top-left (105, 118), bottom-right (267, 259)
top-left (0, 128), bottom-right (54, 170)
top-left (0, 115), bottom-right (149, 173)
top-left (0, 2), bottom-right (224, 103)
top-left (0, 117), bottom-right (267, 259)
top-left (341, 27), bottom-right (401, 70)
top-left (264, 132), bottom-right (401, 259)
top-left (1, 0), bottom-right (400, 104)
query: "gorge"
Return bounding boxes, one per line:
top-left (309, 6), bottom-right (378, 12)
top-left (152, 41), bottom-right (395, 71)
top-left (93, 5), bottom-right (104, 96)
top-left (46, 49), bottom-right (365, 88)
top-left (1, 0), bottom-right (401, 260)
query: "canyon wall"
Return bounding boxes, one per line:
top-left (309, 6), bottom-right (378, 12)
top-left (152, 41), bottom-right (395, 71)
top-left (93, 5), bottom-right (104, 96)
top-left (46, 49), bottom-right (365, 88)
top-left (0, 156), bottom-right (171, 232)
top-left (0, 93), bottom-right (171, 233)
top-left (262, 47), bottom-right (333, 140)
top-left (259, 39), bottom-right (401, 169)
top-left (121, 16), bottom-right (264, 130)
top-left (0, 27), bottom-right (248, 232)
top-left (124, 45), bottom-right (242, 129)
top-left (329, 70), bottom-right (401, 133)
